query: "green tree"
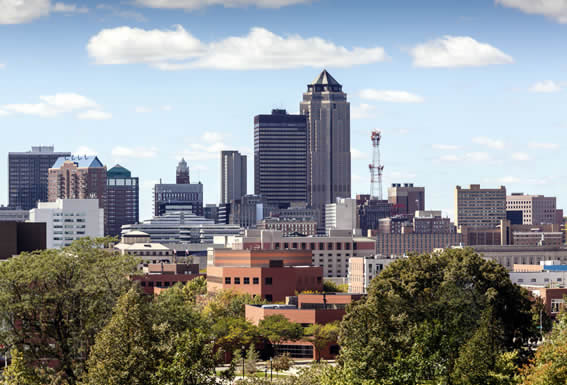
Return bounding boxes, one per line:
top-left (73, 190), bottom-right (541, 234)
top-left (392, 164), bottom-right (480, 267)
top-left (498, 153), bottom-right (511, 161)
top-left (2, 349), bottom-right (43, 385)
top-left (0, 238), bottom-right (139, 384)
top-left (271, 353), bottom-right (294, 372)
top-left (304, 322), bottom-right (339, 361)
top-left (244, 343), bottom-right (259, 374)
top-left (82, 288), bottom-right (154, 385)
top-left (338, 248), bottom-right (538, 385)
top-left (323, 280), bottom-right (344, 293)
top-left (258, 315), bottom-right (303, 353)
top-left (211, 317), bottom-right (259, 356)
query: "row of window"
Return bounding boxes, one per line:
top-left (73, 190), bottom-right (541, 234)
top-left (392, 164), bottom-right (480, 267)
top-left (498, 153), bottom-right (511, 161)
top-left (225, 277), bottom-right (263, 285)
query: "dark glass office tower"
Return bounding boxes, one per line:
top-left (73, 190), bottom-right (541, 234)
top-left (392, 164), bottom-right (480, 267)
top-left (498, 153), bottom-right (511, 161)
top-left (106, 164), bottom-right (139, 237)
top-left (254, 109), bottom-right (307, 209)
top-left (8, 146), bottom-right (71, 210)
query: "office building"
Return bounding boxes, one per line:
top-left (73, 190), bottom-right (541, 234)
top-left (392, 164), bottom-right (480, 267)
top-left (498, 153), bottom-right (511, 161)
top-left (8, 146), bottom-right (71, 210)
top-left (154, 182), bottom-right (203, 216)
top-left (375, 232), bottom-right (463, 257)
top-left (325, 198), bottom-right (357, 234)
top-left (257, 217), bottom-right (318, 236)
top-left (0, 207), bottom-right (29, 222)
top-left (348, 256), bottom-right (396, 294)
top-left (455, 185), bottom-right (507, 228)
top-left (29, 199), bottom-right (104, 249)
top-left (268, 202), bottom-right (322, 233)
top-left (254, 109), bottom-right (307, 208)
top-left (221, 150), bottom-right (247, 204)
top-left (413, 211), bottom-right (455, 233)
top-left (300, 70), bottom-right (351, 210)
top-left (507, 193), bottom-right (560, 225)
top-left (230, 194), bottom-right (274, 228)
top-left (176, 158), bottom-right (190, 184)
top-left (356, 195), bottom-right (392, 236)
top-left (105, 164), bottom-right (139, 237)
top-left (47, 155), bottom-right (107, 208)
top-left (0, 222), bottom-right (46, 259)
top-left (388, 183), bottom-right (425, 216)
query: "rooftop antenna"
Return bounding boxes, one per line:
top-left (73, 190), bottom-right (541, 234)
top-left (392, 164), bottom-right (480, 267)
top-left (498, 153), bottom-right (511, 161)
top-left (369, 130), bottom-right (384, 200)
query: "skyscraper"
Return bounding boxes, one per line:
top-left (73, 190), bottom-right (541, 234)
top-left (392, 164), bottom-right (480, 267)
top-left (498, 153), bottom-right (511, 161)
top-left (105, 164), bottom-right (139, 237)
top-left (8, 146), bottom-right (71, 210)
top-left (254, 109), bottom-right (307, 209)
top-left (300, 70), bottom-right (351, 210)
top-left (220, 150), bottom-right (247, 204)
top-left (47, 155), bottom-right (107, 209)
top-left (388, 183), bottom-right (425, 216)
top-left (455, 185), bottom-right (507, 228)
top-left (176, 158), bottom-right (190, 184)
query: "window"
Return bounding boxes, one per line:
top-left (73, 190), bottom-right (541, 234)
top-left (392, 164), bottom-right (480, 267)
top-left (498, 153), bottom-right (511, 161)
top-left (265, 277), bottom-right (273, 285)
top-left (225, 277), bottom-right (231, 284)
top-left (244, 277), bottom-right (250, 284)
top-left (253, 277), bottom-right (259, 285)
top-left (234, 277), bottom-right (241, 284)
top-left (552, 298), bottom-right (565, 314)
top-left (265, 294), bottom-right (273, 302)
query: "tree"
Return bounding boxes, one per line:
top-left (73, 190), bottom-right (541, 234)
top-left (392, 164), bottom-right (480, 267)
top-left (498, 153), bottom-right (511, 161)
top-left (83, 288), bottom-right (155, 385)
top-left (0, 238), bottom-right (139, 384)
top-left (244, 344), bottom-right (259, 374)
top-left (271, 353), bottom-right (294, 372)
top-left (338, 248), bottom-right (538, 385)
top-left (202, 289), bottom-right (267, 320)
top-left (211, 317), bottom-right (259, 356)
top-left (2, 349), bottom-right (43, 385)
top-left (258, 315), bottom-right (303, 353)
top-left (304, 322), bottom-right (339, 361)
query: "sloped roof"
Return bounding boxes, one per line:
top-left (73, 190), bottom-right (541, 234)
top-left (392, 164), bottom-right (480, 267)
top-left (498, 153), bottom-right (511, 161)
top-left (310, 69), bottom-right (342, 87)
top-left (108, 164), bottom-right (132, 178)
top-left (51, 155), bottom-right (104, 169)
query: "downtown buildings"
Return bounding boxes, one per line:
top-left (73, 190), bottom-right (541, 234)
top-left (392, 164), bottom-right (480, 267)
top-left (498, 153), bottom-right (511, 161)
top-left (220, 150), bottom-right (247, 205)
top-left (105, 165), bottom-right (139, 237)
top-left (154, 160), bottom-right (203, 217)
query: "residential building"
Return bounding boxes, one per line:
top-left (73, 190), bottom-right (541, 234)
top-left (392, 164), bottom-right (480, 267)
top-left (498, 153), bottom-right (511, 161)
top-left (207, 249), bottom-right (323, 302)
top-left (105, 164), bottom-right (139, 237)
top-left (153, 182), bottom-right (203, 216)
top-left (300, 70), bottom-right (351, 210)
top-left (254, 109), bottom-right (307, 209)
top-left (506, 193), bottom-right (560, 225)
top-left (455, 185), bottom-right (507, 228)
top-left (258, 217), bottom-right (318, 236)
top-left (388, 183), bottom-right (425, 216)
top-left (325, 198), bottom-right (357, 234)
top-left (348, 256), bottom-right (396, 294)
top-left (29, 199), bottom-right (104, 249)
top-left (0, 222), bottom-right (46, 259)
top-left (47, 155), bottom-right (107, 209)
top-left (8, 146), bottom-right (70, 210)
top-left (221, 150), bottom-right (247, 204)
top-left (0, 206), bottom-right (29, 222)
top-left (375, 232), bottom-right (463, 257)
top-left (176, 158), bottom-right (190, 184)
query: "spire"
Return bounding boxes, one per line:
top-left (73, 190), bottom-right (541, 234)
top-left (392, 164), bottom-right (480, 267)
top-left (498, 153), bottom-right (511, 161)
top-left (176, 158), bottom-right (190, 184)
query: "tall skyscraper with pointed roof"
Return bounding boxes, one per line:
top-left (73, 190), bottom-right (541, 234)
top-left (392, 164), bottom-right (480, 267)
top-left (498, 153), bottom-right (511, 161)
top-left (176, 158), bottom-right (190, 184)
top-left (300, 70), bottom-right (351, 210)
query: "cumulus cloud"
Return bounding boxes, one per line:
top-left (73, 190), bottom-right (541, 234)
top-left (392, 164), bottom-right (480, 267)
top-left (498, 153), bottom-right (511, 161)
top-left (410, 35), bottom-right (513, 68)
top-left (112, 146), bottom-right (158, 158)
top-left (359, 89), bottom-right (424, 103)
top-left (529, 80), bottom-right (562, 93)
top-left (52, 2), bottom-right (88, 13)
top-left (351, 103), bottom-right (376, 119)
top-left (87, 26), bottom-right (388, 70)
top-left (472, 136), bottom-right (504, 149)
top-left (529, 142), bottom-right (560, 149)
top-left (496, 0), bottom-right (567, 24)
top-left (0, 0), bottom-right (87, 24)
top-left (134, 0), bottom-right (313, 10)
top-left (96, 4), bottom-right (147, 22)
top-left (77, 110), bottom-right (112, 120)
top-left (432, 144), bottom-right (460, 150)
top-left (498, 175), bottom-right (548, 185)
top-left (1, 93), bottom-right (99, 117)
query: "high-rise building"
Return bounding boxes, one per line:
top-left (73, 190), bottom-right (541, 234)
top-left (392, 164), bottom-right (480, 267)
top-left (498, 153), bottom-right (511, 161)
top-left (29, 199), bottom-right (104, 249)
top-left (455, 185), bottom-right (506, 228)
top-left (47, 155), bottom-right (107, 209)
top-left (300, 70), bottom-right (351, 210)
top-left (325, 198), bottom-right (357, 234)
top-left (254, 109), bottom-right (307, 209)
top-left (105, 165), bottom-right (139, 237)
top-left (506, 193), bottom-right (560, 225)
top-left (230, 194), bottom-right (274, 228)
top-left (388, 183), bottom-right (425, 216)
top-left (176, 158), bottom-right (190, 184)
top-left (8, 146), bottom-right (71, 210)
top-left (154, 183), bottom-right (203, 217)
top-left (221, 150), bottom-right (247, 204)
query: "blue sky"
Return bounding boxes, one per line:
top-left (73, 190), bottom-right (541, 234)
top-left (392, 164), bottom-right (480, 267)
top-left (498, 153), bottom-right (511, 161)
top-left (1, 0), bottom-right (566, 220)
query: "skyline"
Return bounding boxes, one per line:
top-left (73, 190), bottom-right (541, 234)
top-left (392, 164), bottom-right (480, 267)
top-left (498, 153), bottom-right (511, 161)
top-left (1, 0), bottom-right (565, 220)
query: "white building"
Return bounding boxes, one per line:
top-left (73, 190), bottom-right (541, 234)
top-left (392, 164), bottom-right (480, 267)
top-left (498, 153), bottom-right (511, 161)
top-left (114, 230), bottom-right (175, 267)
top-left (348, 255), bottom-right (398, 294)
top-left (325, 198), bottom-right (357, 235)
top-left (509, 271), bottom-right (567, 287)
top-left (29, 199), bottom-right (103, 249)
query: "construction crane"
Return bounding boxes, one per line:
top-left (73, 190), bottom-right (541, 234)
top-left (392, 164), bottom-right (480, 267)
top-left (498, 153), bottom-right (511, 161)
top-left (369, 130), bottom-right (384, 200)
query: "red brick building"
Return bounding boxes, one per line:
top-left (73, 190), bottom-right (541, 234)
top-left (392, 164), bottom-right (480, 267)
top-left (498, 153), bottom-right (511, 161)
top-left (529, 287), bottom-right (567, 318)
top-left (131, 263), bottom-right (203, 295)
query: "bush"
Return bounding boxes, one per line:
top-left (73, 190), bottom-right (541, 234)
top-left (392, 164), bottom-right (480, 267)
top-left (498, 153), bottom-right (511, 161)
top-left (272, 353), bottom-right (294, 372)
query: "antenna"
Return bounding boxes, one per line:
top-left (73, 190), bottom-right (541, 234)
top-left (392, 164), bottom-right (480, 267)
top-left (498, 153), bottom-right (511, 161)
top-left (369, 130), bottom-right (384, 200)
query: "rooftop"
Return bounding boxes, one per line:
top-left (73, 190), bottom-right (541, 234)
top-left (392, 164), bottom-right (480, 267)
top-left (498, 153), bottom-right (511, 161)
top-left (51, 155), bottom-right (104, 169)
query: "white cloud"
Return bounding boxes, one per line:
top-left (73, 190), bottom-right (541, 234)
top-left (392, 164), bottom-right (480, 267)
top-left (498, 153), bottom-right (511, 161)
top-left (351, 148), bottom-right (367, 160)
top-left (0, 0), bottom-right (51, 24)
top-left (498, 175), bottom-right (548, 185)
top-left (87, 26), bottom-right (388, 70)
top-left (472, 136), bottom-right (505, 149)
top-left (465, 152), bottom-right (491, 162)
top-left (135, 106), bottom-right (152, 113)
top-left (432, 144), bottom-right (460, 150)
top-left (202, 131), bottom-right (224, 143)
top-left (0, 109), bottom-right (9, 116)
top-left (134, 0), bottom-right (313, 10)
top-left (529, 80), bottom-right (562, 93)
top-left (359, 89), bottom-right (424, 103)
top-left (438, 154), bottom-right (460, 162)
top-left (96, 4), bottom-right (147, 22)
top-left (511, 152), bottom-right (531, 160)
top-left (177, 132), bottom-right (241, 161)
top-left (387, 170), bottom-right (417, 180)
top-left (52, 2), bottom-right (88, 13)
top-left (112, 146), bottom-right (158, 158)
top-left (351, 103), bottom-right (376, 119)
top-left (161, 105), bottom-right (173, 111)
top-left (0, 63), bottom-right (5, 69)
top-left (410, 35), bottom-right (514, 68)
top-left (496, 0), bottom-right (567, 24)
top-left (77, 109), bottom-right (112, 120)
top-left (74, 146), bottom-right (97, 155)
top-left (1, 93), bottom-right (98, 117)
top-left (529, 142), bottom-right (560, 150)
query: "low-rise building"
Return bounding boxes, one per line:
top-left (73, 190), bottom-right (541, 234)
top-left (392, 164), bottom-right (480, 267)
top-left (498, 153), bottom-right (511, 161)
top-left (115, 231), bottom-right (175, 266)
top-left (257, 217), bottom-right (317, 236)
top-left (375, 232), bottom-right (463, 257)
top-left (131, 263), bottom-right (203, 295)
top-left (530, 287), bottom-right (567, 317)
top-left (469, 245), bottom-right (567, 271)
top-left (348, 255), bottom-right (397, 294)
top-left (0, 221), bottom-right (46, 259)
top-left (0, 207), bottom-right (29, 222)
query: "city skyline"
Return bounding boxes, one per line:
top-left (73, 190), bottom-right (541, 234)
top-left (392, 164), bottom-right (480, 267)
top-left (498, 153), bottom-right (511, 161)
top-left (0, 0), bottom-right (565, 221)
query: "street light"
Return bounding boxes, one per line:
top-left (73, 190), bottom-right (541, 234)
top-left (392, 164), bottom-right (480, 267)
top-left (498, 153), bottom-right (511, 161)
top-left (242, 345), bottom-right (245, 379)
top-left (270, 357), bottom-right (273, 382)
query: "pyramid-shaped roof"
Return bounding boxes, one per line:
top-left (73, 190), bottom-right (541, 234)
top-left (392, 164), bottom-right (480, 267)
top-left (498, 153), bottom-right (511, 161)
top-left (108, 164), bottom-right (132, 178)
top-left (51, 155), bottom-right (104, 169)
top-left (310, 69), bottom-right (342, 87)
